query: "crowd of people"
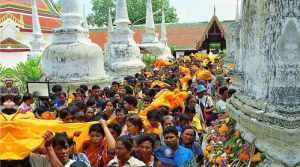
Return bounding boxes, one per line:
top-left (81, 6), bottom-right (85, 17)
top-left (0, 54), bottom-right (236, 167)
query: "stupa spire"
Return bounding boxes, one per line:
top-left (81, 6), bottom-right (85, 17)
top-left (29, 0), bottom-right (44, 59)
top-left (114, 0), bottom-right (130, 25)
top-left (142, 0), bottom-right (158, 43)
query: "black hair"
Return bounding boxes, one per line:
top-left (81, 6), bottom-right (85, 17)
top-left (91, 85), bottom-right (100, 90)
top-left (117, 136), bottom-right (134, 151)
top-left (179, 113), bottom-right (192, 121)
top-left (79, 85), bottom-right (89, 92)
top-left (58, 92), bottom-right (67, 97)
top-left (89, 124), bottom-right (105, 136)
top-left (163, 126), bottom-right (178, 136)
top-left (124, 85), bottom-right (134, 95)
top-left (112, 81), bottom-right (120, 86)
top-left (52, 84), bottom-right (63, 93)
top-left (126, 115), bottom-right (144, 130)
top-left (103, 100), bottom-right (115, 110)
top-left (219, 86), bottom-right (229, 95)
top-left (181, 126), bottom-right (196, 137)
top-left (86, 97), bottom-right (96, 107)
top-left (123, 96), bottom-right (138, 107)
top-left (59, 108), bottom-right (73, 120)
top-left (75, 88), bottom-right (85, 95)
top-left (147, 109), bottom-right (163, 122)
top-left (70, 161), bottom-right (87, 167)
top-left (136, 134), bottom-right (155, 149)
top-left (22, 93), bottom-right (33, 102)
top-left (52, 132), bottom-right (69, 148)
top-left (229, 88), bottom-right (237, 96)
top-left (107, 123), bottom-right (122, 136)
top-left (116, 107), bottom-right (128, 115)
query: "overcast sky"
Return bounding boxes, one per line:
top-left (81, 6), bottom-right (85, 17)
top-left (61, 0), bottom-right (239, 23)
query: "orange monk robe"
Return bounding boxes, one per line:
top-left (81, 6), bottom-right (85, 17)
top-left (0, 112), bottom-right (96, 160)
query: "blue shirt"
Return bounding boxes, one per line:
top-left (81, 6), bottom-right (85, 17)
top-left (174, 145), bottom-right (195, 167)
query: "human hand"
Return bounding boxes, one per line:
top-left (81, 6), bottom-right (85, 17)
top-left (43, 130), bottom-right (54, 147)
top-left (99, 119), bottom-right (107, 127)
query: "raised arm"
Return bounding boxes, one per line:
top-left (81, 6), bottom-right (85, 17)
top-left (99, 119), bottom-right (116, 149)
top-left (43, 131), bottom-right (64, 167)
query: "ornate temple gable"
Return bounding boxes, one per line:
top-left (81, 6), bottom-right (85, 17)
top-left (195, 16), bottom-right (226, 51)
top-left (0, 0), bottom-right (61, 31)
top-left (0, 37), bottom-right (30, 52)
top-left (0, 13), bottom-right (25, 28)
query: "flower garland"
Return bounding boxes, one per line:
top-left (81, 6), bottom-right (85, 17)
top-left (203, 112), bottom-right (263, 167)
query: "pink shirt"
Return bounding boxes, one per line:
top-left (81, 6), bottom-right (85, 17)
top-left (18, 102), bottom-right (32, 113)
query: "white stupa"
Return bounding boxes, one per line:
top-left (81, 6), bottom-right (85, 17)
top-left (42, 0), bottom-right (107, 82)
top-left (139, 0), bottom-right (172, 60)
top-left (106, 0), bottom-right (145, 76)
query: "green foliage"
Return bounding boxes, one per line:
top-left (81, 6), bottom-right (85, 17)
top-left (89, 0), bottom-right (178, 27)
top-left (0, 57), bottom-right (43, 93)
top-left (143, 54), bottom-right (157, 69)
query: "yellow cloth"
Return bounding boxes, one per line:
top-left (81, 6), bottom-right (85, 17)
top-left (154, 59), bottom-right (171, 69)
top-left (0, 112), bottom-right (96, 160)
top-left (196, 70), bottom-right (213, 81)
top-left (192, 114), bottom-right (203, 131)
top-left (179, 66), bottom-right (190, 75)
top-left (179, 75), bottom-right (192, 90)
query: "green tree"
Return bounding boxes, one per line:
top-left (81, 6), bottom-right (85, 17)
top-left (88, 0), bottom-right (178, 27)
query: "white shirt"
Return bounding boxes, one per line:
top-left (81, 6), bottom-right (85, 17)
top-left (107, 156), bottom-right (146, 167)
top-left (216, 99), bottom-right (227, 112)
top-left (30, 153), bottom-right (75, 167)
top-left (198, 96), bottom-right (214, 109)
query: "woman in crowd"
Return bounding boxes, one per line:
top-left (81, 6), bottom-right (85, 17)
top-left (82, 120), bottom-right (116, 167)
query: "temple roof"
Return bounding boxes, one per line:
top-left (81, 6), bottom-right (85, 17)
top-left (90, 20), bottom-right (233, 50)
top-left (0, 0), bottom-right (61, 32)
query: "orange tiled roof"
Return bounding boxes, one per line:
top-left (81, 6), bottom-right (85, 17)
top-left (89, 19), bottom-right (233, 49)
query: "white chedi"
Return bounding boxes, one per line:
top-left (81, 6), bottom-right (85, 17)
top-left (42, 0), bottom-right (107, 82)
top-left (106, 0), bottom-right (145, 76)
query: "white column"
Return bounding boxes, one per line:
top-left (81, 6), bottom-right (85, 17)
top-left (142, 0), bottom-right (158, 43)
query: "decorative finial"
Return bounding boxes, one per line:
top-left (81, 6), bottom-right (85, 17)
top-left (213, 0), bottom-right (216, 16)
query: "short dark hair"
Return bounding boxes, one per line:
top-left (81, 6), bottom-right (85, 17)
top-left (107, 123), bottom-right (122, 136)
top-left (59, 108), bottom-right (72, 120)
top-left (147, 109), bottom-right (162, 122)
top-left (79, 85), bottom-right (89, 92)
top-left (229, 88), bottom-right (237, 96)
top-left (89, 124), bottom-right (105, 136)
top-left (123, 96), bottom-right (138, 107)
top-left (124, 85), bottom-right (134, 95)
top-left (136, 134), bottom-right (155, 149)
top-left (117, 136), bottom-right (134, 151)
top-left (92, 85), bottom-right (100, 90)
top-left (52, 132), bottom-right (69, 148)
top-left (86, 97), bottom-right (96, 107)
top-left (219, 86), bottom-right (229, 95)
top-left (179, 113), bottom-right (192, 121)
top-left (22, 93), bottom-right (33, 102)
top-left (126, 115), bottom-right (144, 130)
top-left (52, 85), bottom-right (62, 93)
top-left (163, 126), bottom-right (178, 137)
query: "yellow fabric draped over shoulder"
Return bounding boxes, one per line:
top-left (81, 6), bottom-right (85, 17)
top-left (0, 112), bottom-right (96, 160)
